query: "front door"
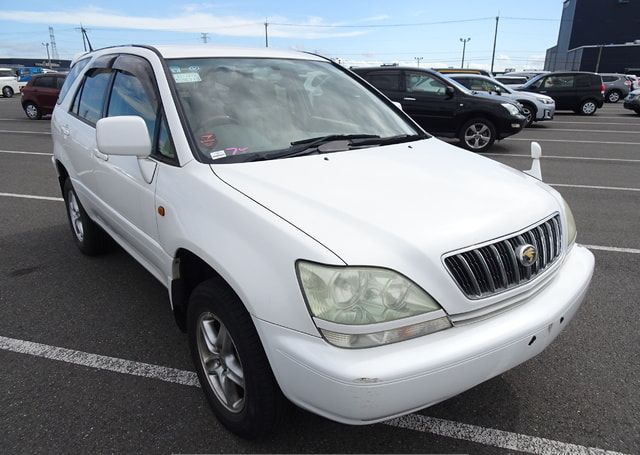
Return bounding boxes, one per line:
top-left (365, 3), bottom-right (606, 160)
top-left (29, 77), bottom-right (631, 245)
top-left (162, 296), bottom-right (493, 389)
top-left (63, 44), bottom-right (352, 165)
top-left (536, 74), bottom-right (575, 110)
top-left (402, 71), bottom-right (456, 135)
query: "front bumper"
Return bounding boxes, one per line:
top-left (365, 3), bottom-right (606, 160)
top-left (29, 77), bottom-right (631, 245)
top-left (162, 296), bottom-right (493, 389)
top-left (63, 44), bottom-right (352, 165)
top-left (623, 98), bottom-right (640, 111)
top-left (255, 245), bottom-right (594, 425)
top-left (496, 114), bottom-right (526, 139)
top-left (536, 104), bottom-right (555, 121)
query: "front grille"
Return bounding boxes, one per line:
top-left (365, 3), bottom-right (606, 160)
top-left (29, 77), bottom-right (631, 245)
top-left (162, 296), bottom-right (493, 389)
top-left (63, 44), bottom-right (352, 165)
top-left (444, 215), bottom-right (562, 299)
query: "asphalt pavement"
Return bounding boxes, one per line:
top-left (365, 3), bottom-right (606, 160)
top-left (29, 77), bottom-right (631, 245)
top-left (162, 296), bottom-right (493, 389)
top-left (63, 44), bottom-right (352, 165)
top-left (0, 96), bottom-right (638, 454)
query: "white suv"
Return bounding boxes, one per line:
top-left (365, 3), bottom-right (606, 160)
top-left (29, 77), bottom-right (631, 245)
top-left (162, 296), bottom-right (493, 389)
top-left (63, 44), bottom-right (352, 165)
top-left (51, 45), bottom-right (594, 438)
top-left (0, 67), bottom-right (22, 97)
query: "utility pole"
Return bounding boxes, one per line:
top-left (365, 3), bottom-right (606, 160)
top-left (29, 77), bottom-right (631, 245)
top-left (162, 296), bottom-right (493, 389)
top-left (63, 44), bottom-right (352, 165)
top-left (42, 42), bottom-right (51, 68)
top-left (595, 44), bottom-right (604, 72)
top-left (490, 16), bottom-right (499, 74)
top-left (201, 32), bottom-right (209, 43)
top-left (460, 37), bottom-right (471, 68)
top-left (264, 19), bottom-right (269, 48)
top-left (49, 26), bottom-right (59, 60)
top-left (414, 57), bottom-right (423, 67)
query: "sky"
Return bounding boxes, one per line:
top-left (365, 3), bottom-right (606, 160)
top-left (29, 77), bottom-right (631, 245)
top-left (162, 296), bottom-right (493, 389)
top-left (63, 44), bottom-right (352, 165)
top-left (0, 0), bottom-right (566, 71)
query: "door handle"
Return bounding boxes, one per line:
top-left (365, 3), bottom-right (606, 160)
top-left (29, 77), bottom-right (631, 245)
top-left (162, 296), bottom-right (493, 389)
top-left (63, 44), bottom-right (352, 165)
top-left (61, 125), bottom-right (70, 137)
top-left (403, 97), bottom-right (416, 101)
top-left (539, 90), bottom-right (548, 94)
top-left (93, 148), bottom-right (109, 161)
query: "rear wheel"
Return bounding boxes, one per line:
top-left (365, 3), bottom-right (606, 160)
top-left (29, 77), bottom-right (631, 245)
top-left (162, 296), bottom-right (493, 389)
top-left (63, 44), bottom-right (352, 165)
top-left (606, 90), bottom-right (621, 103)
top-left (459, 118), bottom-right (496, 153)
top-left (24, 102), bottom-right (42, 120)
top-left (188, 279), bottom-right (285, 439)
top-left (577, 99), bottom-right (598, 115)
top-left (2, 86), bottom-right (14, 98)
top-left (63, 179), bottom-right (110, 255)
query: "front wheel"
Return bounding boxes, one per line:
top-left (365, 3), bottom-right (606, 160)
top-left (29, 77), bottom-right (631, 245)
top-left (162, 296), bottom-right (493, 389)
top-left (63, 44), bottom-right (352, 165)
top-left (63, 179), bottom-right (110, 255)
top-left (459, 118), bottom-right (496, 153)
top-left (520, 103), bottom-right (536, 127)
top-left (578, 100), bottom-right (598, 115)
top-left (2, 86), bottom-right (14, 98)
top-left (188, 279), bottom-right (285, 439)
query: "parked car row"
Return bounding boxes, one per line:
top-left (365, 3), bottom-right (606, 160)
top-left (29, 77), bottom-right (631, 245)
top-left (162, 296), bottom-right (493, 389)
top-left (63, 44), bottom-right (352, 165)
top-left (352, 66), bottom-right (608, 151)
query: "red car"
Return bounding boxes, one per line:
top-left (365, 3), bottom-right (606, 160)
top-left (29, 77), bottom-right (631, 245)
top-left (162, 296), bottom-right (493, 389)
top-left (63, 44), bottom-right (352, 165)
top-left (21, 73), bottom-right (66, 120)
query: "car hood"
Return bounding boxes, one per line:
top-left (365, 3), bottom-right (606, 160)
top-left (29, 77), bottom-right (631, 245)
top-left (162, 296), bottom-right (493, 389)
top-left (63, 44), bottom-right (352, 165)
top-left (211, 138), bottom-right (561, 313)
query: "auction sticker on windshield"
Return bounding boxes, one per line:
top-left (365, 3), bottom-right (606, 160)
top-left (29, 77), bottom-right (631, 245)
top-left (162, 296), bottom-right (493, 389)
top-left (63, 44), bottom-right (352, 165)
top-left (173, 72), bottom-right (201, 83)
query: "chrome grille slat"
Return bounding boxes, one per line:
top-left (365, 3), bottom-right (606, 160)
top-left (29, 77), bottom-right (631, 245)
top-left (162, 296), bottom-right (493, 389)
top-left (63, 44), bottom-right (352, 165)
top-left (444, 215), bottom-right (562, 299)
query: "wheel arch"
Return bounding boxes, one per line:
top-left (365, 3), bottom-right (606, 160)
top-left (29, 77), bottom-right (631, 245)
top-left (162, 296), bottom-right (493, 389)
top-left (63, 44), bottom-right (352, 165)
top-left (170, 248), bottom-right (246, 332)
top-left (455, 110), bottom-right (497, 136)
top-left (53, 158), bottom-right (69, 196)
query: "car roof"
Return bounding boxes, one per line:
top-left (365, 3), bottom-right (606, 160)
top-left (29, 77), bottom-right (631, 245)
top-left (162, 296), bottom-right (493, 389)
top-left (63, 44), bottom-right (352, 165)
top-left (81, 44), bottom-right (326, 62)
top-left (353, 66), bottom-right (439, 75)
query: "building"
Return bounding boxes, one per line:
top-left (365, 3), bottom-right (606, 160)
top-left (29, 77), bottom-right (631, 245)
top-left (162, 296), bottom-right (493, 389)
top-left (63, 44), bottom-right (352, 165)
top-left (0, 58), bottom-right (72, 71)
top-left (545, 0), bottom-right (640, 73)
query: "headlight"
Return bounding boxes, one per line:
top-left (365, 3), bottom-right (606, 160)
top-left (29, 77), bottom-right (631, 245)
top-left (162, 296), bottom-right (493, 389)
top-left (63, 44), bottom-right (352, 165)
top-left (541, 98), bottom-right (554, 105)
top-left (501, 102), bottom-right (520, 116)
top-left (561, 198), bottom-right (577, 247)
top-left (296, 261), bottom-right (451, 348)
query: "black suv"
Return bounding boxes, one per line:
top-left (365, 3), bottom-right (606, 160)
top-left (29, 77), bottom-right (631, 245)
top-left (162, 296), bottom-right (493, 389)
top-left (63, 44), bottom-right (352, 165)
top-left (515, 72), bottom-right (604, 115)
top-left (352, 67), bottom-right (526, 152)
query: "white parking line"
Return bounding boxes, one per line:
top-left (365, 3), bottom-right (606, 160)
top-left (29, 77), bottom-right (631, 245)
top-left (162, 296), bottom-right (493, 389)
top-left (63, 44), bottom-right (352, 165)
top-left (0, 335), bottom-right (199, 387)
top-left (585, 245), bottom-right (640, 254)
top-left (0, 149), bottom-right (52, 156)
top-left (386, 414), bottom-right (627, 455)
top-left (0, 129), bottom-right (51, 135)
top-left (0, 192), bottom-right (63, 201)
top-left (524, 128), bottom-right (640, 134)
top-left (0, 334), bottom-right (627, 455)
top-left (551, 121), bottom-right (640, 126)
top-left (508, 138), bottom-right (640, 146)
top-left (484, 153), bottom-right (640, 163)
top-left (551, 183), bottom-right (640, 192)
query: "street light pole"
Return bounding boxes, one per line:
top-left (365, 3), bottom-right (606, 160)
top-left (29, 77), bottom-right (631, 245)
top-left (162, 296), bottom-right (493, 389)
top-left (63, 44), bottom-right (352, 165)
top-left (414, 57), bottom-right (423, 67)
top-left (42, 42), bottom-right (51, 68)
top-left (460, 37), bottom-right (471, 68)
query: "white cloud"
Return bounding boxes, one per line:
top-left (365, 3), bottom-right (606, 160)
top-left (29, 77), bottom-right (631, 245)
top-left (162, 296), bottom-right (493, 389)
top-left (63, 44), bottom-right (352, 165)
top-left (0, 8), bottom-right (367, 39)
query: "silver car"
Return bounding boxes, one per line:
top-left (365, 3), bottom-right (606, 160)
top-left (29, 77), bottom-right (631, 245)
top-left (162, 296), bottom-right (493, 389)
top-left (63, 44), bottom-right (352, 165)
top-left (600, 73), bottom-right (632, 103)
top-left (449, 74), bottom-right (555, 127)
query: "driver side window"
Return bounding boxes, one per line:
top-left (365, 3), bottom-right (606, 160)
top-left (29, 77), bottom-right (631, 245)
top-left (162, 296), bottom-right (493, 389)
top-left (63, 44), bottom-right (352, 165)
top-left (405, 72), bottom-right (446, 95)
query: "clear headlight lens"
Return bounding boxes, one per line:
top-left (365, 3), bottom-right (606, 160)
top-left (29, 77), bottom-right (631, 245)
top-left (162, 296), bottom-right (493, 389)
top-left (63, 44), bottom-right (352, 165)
top-left (542, 98), bottom-right (555, 105)
top-left (561, 198), bottom-right (577, 246)
top-left (297, 262), bottom-right (451, 348)
top-left (501, 102), bottom-right (521, 116)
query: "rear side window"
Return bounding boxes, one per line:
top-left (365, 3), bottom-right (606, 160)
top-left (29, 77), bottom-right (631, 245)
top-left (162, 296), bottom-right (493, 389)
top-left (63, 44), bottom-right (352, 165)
top-left (57, 57), bottom-right (91, 104)
top-left (365, 71), bottom-right (401, 91)
top-left (601, 75), bottom-right (617, 83)
top-left (0, 69), bottom-right (15, 77)
top-left (73, 70), bottom-right (112, 125)
top-left (576, 75), bottom-right (598, 88)
top-left (34, 76), bottom-right (55, 88)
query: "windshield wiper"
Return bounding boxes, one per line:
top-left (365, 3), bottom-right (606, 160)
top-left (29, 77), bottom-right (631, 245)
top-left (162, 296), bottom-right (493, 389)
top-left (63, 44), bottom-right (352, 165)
top-left (289, 134), bottom-right (380, 146)
top-left (254, 134), bottom-right (381, 161)
top-left (347, 134), bottom-right (424, 147)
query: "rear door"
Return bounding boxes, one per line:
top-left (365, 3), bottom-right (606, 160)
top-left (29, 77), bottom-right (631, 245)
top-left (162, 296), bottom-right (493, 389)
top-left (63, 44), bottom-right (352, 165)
top-left (360, 70), bottom-right (403, 102)
top-left (537, 74), bottom-right (575, 109)
top-left (32, 76), bottom-right (59, 111)
top-left (402, 70), bottom-right (456, 134)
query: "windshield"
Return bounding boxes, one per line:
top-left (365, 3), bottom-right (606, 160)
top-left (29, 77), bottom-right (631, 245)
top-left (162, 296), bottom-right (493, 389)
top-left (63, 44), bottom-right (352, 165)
top-left (522, 74), bottom-right (545, 89)
top-left (168, 58), bottom-right (422, 163)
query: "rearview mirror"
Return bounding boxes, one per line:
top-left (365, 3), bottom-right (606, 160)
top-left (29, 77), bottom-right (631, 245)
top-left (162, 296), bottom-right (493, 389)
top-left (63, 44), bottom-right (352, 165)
top-left (96, 116), bottom-right (151, 157)
top-left (445, 86), bottom-right (455, 98)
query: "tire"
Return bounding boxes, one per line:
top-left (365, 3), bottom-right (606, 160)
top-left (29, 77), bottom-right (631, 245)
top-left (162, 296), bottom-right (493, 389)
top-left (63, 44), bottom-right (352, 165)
top-left (578, 99), bottom-right (598, 116)
top-left (24, 102), bottom-right (42, 120)
top-left (2, 86), bottom-right (14, 98)
top-left (606, 90), bottom-right (621, 103)
top-left (63, 179), bottom-right (110, 255)
top-left (459, 117), bottom-right (496, 153)
top-left (187, 278), bottom-right (285, 439)
top-left (519, 103), bottom-right (536, 127)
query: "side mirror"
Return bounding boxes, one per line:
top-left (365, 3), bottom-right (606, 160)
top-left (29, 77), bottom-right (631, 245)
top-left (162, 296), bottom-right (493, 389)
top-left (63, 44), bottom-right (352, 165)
top-left (445, 86), bottom-right (455, 98)
top-left (96, 116), bottom-right (151, 158)
top-left (392, 101), bottom-right (403, 111)
top-left (495, 87), bottom-right (502, 95)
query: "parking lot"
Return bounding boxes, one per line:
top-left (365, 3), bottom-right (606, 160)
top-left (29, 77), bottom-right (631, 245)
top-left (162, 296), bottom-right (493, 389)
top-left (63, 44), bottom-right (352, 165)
top-left (0, 95), bottom-right (638, 454)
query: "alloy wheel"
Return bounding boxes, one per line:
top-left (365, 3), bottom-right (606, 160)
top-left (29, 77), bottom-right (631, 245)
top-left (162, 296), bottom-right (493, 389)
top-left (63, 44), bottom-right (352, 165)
top-left (2, 87), bottom-right (12, 97)
top-left (582, 101), bottom-right (596, 114)
top-left (608, 92), bottom-right (620, 103)
top-left (25, 104), bottom-right (38, 119)
top-left (464, 123), bottom-right (492, 150)
top-left (197, 312), bottom-right (246, 413)
top-left (67, 191), bottom-right (84, 242)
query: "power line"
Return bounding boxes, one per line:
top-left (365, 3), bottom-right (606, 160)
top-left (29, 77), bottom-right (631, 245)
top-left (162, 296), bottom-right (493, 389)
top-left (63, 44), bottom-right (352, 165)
top-left (270, 17), bottom-right (494, 28)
